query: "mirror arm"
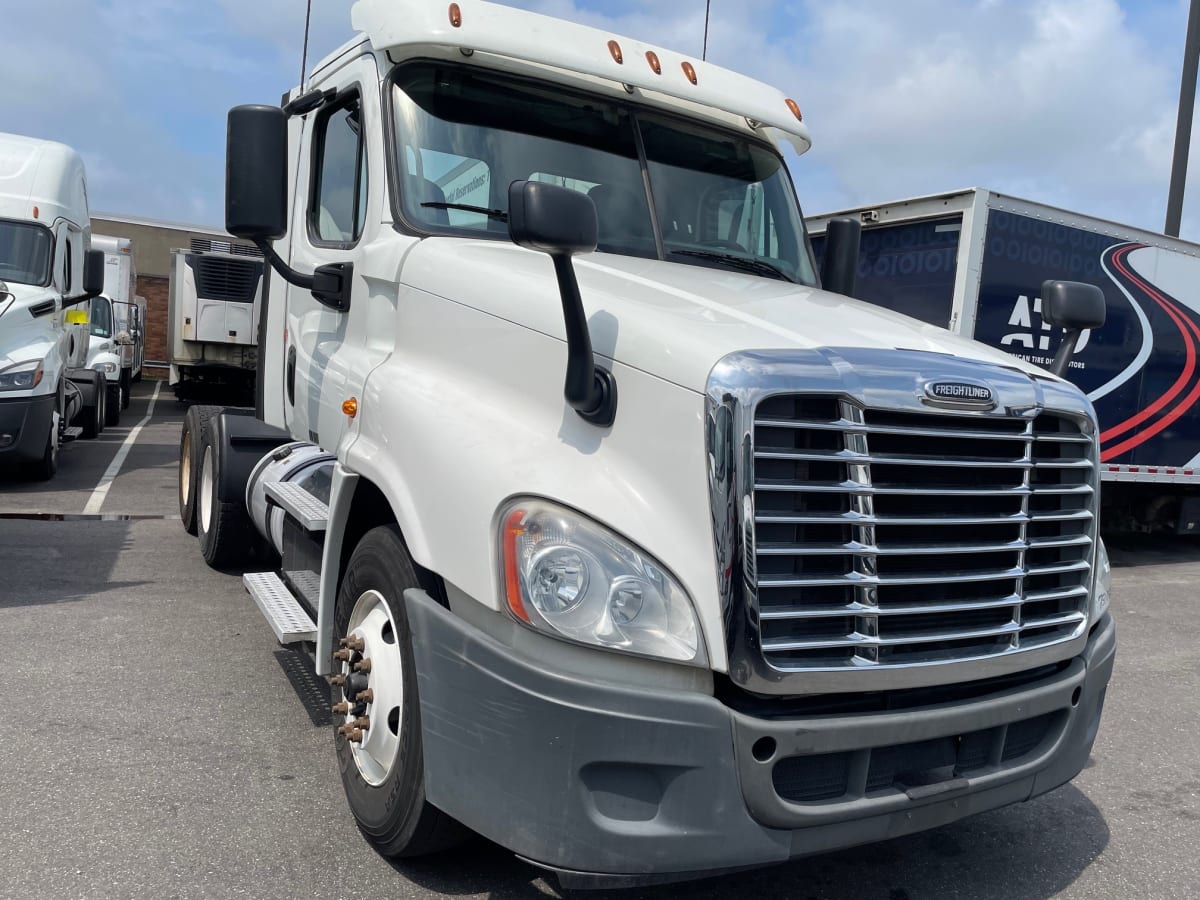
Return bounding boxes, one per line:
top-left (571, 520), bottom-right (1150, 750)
top-left (550, 253), bottom-right (617, 427)
top-left (254, 238), bottom-right (314, 290)
top-left (1050, 328), bottom-right (1084, 377)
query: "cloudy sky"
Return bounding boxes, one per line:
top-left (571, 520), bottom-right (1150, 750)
top-left (2, 0), bottom-right (1197, 238)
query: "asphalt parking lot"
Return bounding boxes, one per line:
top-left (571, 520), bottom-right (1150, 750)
top-left (1, 380), bottom-right (1197, 899)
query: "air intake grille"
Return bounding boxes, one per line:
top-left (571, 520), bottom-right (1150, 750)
top-left (186, 254), bottom-right (263, 304)
top-left (751, 396), bottom-right (1094, 672)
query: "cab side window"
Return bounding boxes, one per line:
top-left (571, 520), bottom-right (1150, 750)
top-left (310, 93), bottom-right (368, 244)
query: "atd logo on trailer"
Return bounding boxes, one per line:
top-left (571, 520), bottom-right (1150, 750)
top-left (1000, 294), bottom-right (1090, 368)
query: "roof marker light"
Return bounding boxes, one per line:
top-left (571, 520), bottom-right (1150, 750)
top-left (449, 3), bottom-right (462, 27)
top-left (785, 98), bottom-right (803, 121)
top-left (342, 397), bottom-right (358, 418)
top-left (682, 61), bottom-right (698, 85)
top-left (646, 51), bottom-right (661, 75)
top-left (608, 40), bottom-right (623, 64)
top-left (32, 206), bottom-right (39, 219)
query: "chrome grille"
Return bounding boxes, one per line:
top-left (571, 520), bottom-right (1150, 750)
top-left (750, 395), bottom-right (1095, 672)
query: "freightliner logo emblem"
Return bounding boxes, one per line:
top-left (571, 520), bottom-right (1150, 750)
top-left (923, 380), bottom-right (996, 409)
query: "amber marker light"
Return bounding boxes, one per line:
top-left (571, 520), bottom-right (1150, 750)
top-left (786, 98), bottom-right (803, 121)
top-left (682, 61), bottom-right (698, 85)
top-left (449, 2), bottom-right (462, 27)
top-left (608, 40), bottom-right (624, 64)
top-left (342, 397), bottom-right (358, 418)
top-left (502, 509), bottom-right (531, 622)
top-left (646, 50), bottom-right (662, 74)
top-left (32, 206), bottom-right (39, 218)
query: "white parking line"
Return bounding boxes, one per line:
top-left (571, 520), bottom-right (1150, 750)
top-left (82, 381), bottom-right (164, 515)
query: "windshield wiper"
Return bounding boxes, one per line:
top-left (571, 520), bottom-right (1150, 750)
top-left (420, 201), bottom-right (508, 222)
top-left (668, 249), bottom-right (793, 282)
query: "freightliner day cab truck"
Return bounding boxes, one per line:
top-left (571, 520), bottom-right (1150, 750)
top-left (808, 189), bottom-right (1200, 534)
top-left (0, 132), bottom-right (108, 479)
top-left (177, 0), bottom-right (1117, 886)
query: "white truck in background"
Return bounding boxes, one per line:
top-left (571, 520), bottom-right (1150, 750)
top-left (0, 131), bottom-right (107, 479)
top-left (167, 240), bottom-right (264, 403)
top-left (177, 0), bottom-right (1116, 887)
top-left (86, 234), bottom-right (146, 423)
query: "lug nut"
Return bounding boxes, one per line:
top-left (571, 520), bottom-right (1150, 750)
top-left (354, 716), bottom-right (370, 730)
top-left (329, 674), bottom-right (346, 687)
top-left (339, 636), bottom-right (365, 651)
top-left (337, 722), bottom-right (357, 737)
top-left (348, 728), bottom-right (364, 743)
top-left (332, 702), bottom-right (351, 715)
top-left (355, 689), bottom-right (374, 704)
top-left (333, 649), bottom-right (353, 662)
top-left (352, 658), bottom-right (372, 673)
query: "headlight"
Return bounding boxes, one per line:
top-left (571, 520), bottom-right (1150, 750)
top-left (499, 499), bottom-right (706, 665)
top-left (95, 362), bottom-right (118, 375)
top-left (0, 359), bottom-right (44, 392)
top-left (1093, 538), bottom-right (1111, 620)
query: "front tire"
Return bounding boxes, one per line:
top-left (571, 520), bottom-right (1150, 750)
top-left (334, 526), bottom-right (466, 858)
top-left (105, 381), bottom-right (121, 427)
top-left (79, 373), bottom-right (103, 440)
top-left (120, 369), bottom-right (132, 409)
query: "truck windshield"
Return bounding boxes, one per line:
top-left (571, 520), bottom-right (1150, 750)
top-left (390, 63), bottom-right (816, 285)
top-left (89, 296), bottom-right (113, 338)
top-left (0, 219), bottom-right (52, 286)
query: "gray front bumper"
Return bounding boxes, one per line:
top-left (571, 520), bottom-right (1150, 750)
top-left (0, 392), bottom-right (54, 465)
top-left (405, 589), bottom-right (1115, 887)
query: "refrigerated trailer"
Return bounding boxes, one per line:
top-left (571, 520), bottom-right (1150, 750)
top-left (808, 189), bottom-right (1200, 533)
top-left (167, 242), bottom-right (264, 402)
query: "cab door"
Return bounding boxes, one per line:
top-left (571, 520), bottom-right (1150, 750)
top-left (284, 54), bottom-right (377, 448)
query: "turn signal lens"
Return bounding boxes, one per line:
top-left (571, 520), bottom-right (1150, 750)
top-left (646, 51), bottom-right (661, 74)
top-left (682, 61), bottom-right (697, 85)
top-left (608, 40), bottom-right (623, 64)
top-left (449, 2), bottom-right (462, 27)
top-left (502, 509), bottom-right (530, 622)
top-left (785, 98), bottom-right (803, 121)
top-left (342, 397), bottom-right (358, 418)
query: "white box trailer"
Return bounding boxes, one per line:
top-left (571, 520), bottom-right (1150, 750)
top-left (808, 188), bottom-right (1200, 532)
top-left (167, 240), bottom-right (264, 402)
top-left (86, 234), bottom-right (147, 423)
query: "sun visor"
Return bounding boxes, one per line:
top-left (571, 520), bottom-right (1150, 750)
top-left (351, 0), bottom-right (812, 155)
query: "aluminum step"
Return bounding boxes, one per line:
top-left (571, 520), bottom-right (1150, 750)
top-left (244, 571), bottom-right (317, 644)
top-left (62, 426), bottom-right (83, 443)
top-left (264, 481), bottom-right (328, 531)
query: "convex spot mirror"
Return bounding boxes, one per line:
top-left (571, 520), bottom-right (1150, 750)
top-left (226, 105), bottom-right (288, 241)
top-left (508, 180), bottom-right (598, 256)
top-left (1041, 280), bottom-right (1106, 331)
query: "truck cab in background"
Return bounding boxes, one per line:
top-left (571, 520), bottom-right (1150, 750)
top-left (0, 131), bottom-right (106, 479)
top-left (86, 234), bottom-right (146, 423)
top-left (178, 0), bottom-right (1116, 887)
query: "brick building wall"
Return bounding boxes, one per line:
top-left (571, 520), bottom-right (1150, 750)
top-left (138, 275), bottom-right (170, 373)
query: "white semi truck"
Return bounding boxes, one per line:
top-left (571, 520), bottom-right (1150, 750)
top-left (0, 132), bottom-right (107, 479)
top-left (178, 0), bottom-right (1116, 886)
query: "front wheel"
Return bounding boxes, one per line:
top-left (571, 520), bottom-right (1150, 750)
top-left (105, 381), bottom-right (121, 427)
top-left (333, 526), bottom-right (466, 858)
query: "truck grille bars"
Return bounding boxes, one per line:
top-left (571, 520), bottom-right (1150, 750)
top-left (706, 349), bottom-right (1099, 695)
top-left (751, 399), bottom-right (1093, 671)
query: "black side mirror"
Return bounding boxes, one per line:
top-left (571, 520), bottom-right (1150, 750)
top-left (226, 105), bottom-right (288, 241)
top-left (1042, 280), bottom-right (1106, 377)
top-left (83, 249), bottom-right (105, 299)
top-left (508, 180), bottom-right (615, 427)
top-left (226, 104), bottom-right (353, 312)
top-left (820, 217), bottom-right (862, 298)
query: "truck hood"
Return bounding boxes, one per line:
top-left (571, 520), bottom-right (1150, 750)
top-left (0, 282), bottom-right (60, 369)
top-left (401, 239), bottom-right (1047, 393)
